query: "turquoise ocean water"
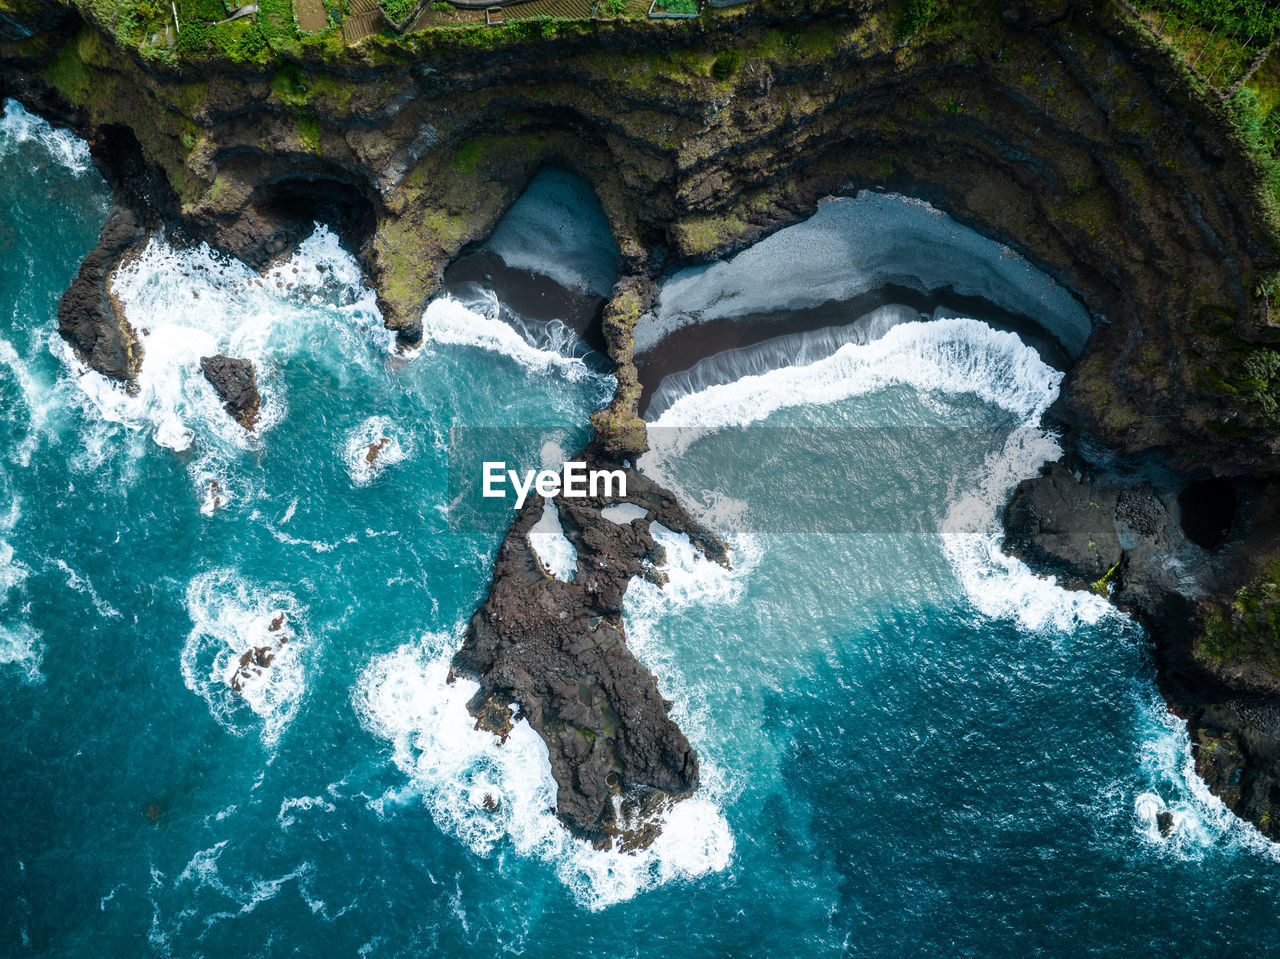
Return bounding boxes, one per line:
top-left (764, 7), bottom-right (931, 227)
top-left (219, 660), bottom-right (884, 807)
top-left (4, 100), bottom-right (1280, 957)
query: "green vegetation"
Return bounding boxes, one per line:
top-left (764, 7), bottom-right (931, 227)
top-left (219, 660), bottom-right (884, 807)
top-left (1132, 0), bottom-right (1280, 91)
top-left (176, 18), bottom-right (270, 60)
top-left (711, 49), bottom-right (741, 81)
top-left (256, 0), bottom-right (299, 46)
top-left (379, 0), bottom-right (416, 25)
top-left (177, 0), bottom-right (225, 21)
top-left (598, 0), bottom-right (626, 15)
top-left (1135, 0), bottom-right (1280, 42)
top-left (896, 0), bottom-right (938, 38)
top-left (296, 113), bottom-right (321, 151)
top-left (1200, 559), bottom-right (1280, 672)
top-left (653, 0), bottom-right (696, 15)
top-left (1091, 560), bottom-right (1121, 596)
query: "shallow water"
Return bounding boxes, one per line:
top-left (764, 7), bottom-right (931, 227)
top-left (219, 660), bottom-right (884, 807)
top-left (3, 100), bottom-right (1280, 958)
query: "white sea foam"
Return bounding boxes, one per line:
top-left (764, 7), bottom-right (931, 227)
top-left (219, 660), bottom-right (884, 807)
top-left (644, 316), bottom-right (1115, 634)
top-left (277, 795), bottom-right (336, 829)
top-left (181, 569), bottom-right (308, 746)
top-left (164, 840), bottom-right (317, 934)
top-left (648, 318), bottom-right (1060, 434)
top-left (646, 304), bottom-right (919, 419)
top-left (0, 538), bottom-right (43, 682)
top-left (1109, 691), bottom-right (1280, 864)
top-left (60, 227), bottom-right (387, 516)
top-left (420, 293), bottom-right (611, 388)
top-left (355, 630), bottom-right (735, 910)
top-left (51, 558), bottom-right (122, 619)
top-left (941, 427), bottom-right (1116, 633)
top-left (601, 503), bottom-right (648, 525)
top-left (342, 415), bottom-right (408, 487)
top-left (0, 98), bottom-right (93, 175)
top-left (528, 500), bottom-right (577, 581)
top-left (0, 620), bottom-right (43, 683)
top-left (0, 335), bottom-right (68, 468)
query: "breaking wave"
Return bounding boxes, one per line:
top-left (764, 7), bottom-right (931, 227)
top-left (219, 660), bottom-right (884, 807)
top-left (181, 569), bottom-right (309, 746)
top-left (356, 622), bottom-right (735, 911)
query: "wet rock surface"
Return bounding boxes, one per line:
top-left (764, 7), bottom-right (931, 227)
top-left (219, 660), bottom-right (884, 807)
top-left (229, 614), bottom-right (290, 694)
top-left (200, 354), bottom-right (262, 430)
top-left (1004, 457), bottom-right (1280, 840)
top-left (6, 0), bottom-right (1280, 848)
top-left (452, 444), bottom-right (728, 848)
top-left (1003, 462), bottom-right (1123, 589)
top-left (56, 201), bottom-right (145, 381)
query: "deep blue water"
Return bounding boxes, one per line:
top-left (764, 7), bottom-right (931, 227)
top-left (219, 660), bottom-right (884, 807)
top-left (3, 99), bottom-right (1280, 959)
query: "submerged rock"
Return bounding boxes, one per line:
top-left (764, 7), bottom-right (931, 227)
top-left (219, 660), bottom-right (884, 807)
top-left (452, 445), bottom-right (728, 849)
top-left (200, 354), bottom-right (262, 430)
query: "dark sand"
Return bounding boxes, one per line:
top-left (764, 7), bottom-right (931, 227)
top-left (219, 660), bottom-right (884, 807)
top-left (440, 254), bottom-right (1075, 421)
top-left (635, 283), bottom-right (1075, 416)
top-left (442, 250), bottom-right (609, 355)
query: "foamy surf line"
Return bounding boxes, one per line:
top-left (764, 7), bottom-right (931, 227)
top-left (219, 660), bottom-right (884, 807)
top-left (357, 624), bottom-right (735, 910)
top-left (0, 538), bottom-right (43, 683)
top-left (641, 317), bottom-right (1115, 633)
top-left (54, 226), bottom-right (391, 512)
top-left (0, 98), bottom-right (93, 175)
top-left (419, 294), bottom-right (614, 395)
top-left (647, 318), bottom-right (1061, 434)
top-left (1078, 684), bottom-right (1280, 865)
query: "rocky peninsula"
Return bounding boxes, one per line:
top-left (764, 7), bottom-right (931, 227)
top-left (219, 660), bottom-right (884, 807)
top-left (4, 0), bottom-right (1280, 843)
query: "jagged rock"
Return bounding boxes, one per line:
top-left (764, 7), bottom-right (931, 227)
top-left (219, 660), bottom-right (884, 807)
top-left (1002, 462), bottom-right (1280, 841)
top-left (200, 354), bottom-right (261, 430)
top-left (1003, 463), bottom-right (1122, 588)
top-left (56, 202), bottom-right (145, 381)
top-left (229, 633), bottom-right (288, 694)
top-left (452, 445), bottom-right (728, 848)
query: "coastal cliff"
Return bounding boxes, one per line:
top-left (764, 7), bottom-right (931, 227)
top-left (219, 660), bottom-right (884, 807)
top-left (4, 0), bottom-right (1280, 841)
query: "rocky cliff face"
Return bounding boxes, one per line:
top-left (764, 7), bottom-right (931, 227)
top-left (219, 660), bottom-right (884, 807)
top-left (3, 0), bottom-right (1280, 841)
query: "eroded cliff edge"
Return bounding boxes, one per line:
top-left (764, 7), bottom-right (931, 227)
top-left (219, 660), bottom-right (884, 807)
top-left (4, 0), bottom-right (1280, 842)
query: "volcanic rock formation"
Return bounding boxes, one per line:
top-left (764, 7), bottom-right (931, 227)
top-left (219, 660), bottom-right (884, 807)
top-left (200, 354), bottom-right (262, 429)
top-left (3, 0), bottom-right (1280, 840)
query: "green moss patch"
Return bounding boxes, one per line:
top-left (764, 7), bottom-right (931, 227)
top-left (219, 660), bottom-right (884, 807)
top-left (1200, 558), bottom-right (1280, 674)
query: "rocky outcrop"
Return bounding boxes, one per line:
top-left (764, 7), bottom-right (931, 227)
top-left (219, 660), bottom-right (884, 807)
top-left (229, 612), bottom-right (290, 693)
top-left (200, 354), bottom-right (262, 429)
top-left (452, 444), bottom-right (728, 848)
top-left (56, 202), bottom-right (145, 380)
top-left (5, 1), bottom-right (1276, 455)
top-left (5, 0), bottom-right (1280, 843)
top-left (1003, 456), bottom-right (1280, 838)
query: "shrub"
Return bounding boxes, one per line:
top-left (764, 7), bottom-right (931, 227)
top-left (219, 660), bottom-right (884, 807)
top-left (711, 49), bottom-right (740, 80)
top-left (256, 0), bottom-right (298, 45)
top-left (897, 0), bottom-right (936, 38)
top-left (177, 0), bottom-right (227, 22)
